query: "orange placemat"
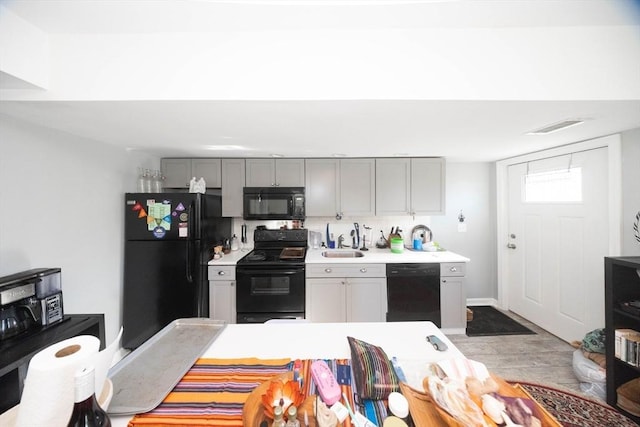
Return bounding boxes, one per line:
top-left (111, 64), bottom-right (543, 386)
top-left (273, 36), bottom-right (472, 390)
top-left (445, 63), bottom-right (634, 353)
top-left (128, 358), bottom-right (291, 427)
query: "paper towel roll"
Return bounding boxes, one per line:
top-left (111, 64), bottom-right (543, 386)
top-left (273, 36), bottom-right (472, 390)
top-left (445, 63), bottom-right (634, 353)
top-left (15, 329), bottom-right (122, 427)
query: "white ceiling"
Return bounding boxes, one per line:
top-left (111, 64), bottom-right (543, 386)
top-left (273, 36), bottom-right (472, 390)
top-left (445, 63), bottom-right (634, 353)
top-left (1, 0), bottom-right (639, 162)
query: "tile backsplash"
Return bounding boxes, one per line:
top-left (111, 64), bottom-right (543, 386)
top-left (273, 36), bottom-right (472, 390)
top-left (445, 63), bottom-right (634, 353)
top-left (231, 215), bottom-right (435, 250)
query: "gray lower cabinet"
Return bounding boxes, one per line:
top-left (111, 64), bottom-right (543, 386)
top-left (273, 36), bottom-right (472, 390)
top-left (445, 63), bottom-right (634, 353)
top-left (161, 158), bottom-right (222, 188)
top-left (208, 265), bottom-right (236, 324)
top-left (305, 159), bottom-right (375, 217)
top-left (440, 262), bottom-right (466, 330)
top-left (306, 263), bottom-right (386, 322)
top-left (376, 157), bottom-right (445, 215)
top-left (221, 159), bottom-right (245, 217)
top-left (245, 158), bottom-right (305, 187)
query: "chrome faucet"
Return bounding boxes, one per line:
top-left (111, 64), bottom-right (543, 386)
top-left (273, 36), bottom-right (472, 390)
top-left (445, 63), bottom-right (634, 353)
top-left (337, 234), bottom-right (346, 248)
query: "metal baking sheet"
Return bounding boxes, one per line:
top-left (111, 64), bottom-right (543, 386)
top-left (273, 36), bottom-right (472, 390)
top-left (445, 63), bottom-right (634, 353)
top-left (107, 318), bottom-right (227, 415)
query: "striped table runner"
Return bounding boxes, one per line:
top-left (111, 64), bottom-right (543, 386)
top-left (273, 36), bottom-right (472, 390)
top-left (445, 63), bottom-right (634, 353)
top-left (128, 358), bottom-right (292, 427)
top-left (126, 357), bottom-right (381, 427)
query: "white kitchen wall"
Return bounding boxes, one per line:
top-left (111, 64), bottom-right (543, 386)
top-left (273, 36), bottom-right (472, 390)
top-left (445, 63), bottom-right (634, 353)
top-left (622, 129), bottom-right (640, 256)
top-left (0, 114), bottom-right (159, 343)
top-left (430, 162), bottom-right (496, 299)
top-left (231, 161), bottom-right (496, 301)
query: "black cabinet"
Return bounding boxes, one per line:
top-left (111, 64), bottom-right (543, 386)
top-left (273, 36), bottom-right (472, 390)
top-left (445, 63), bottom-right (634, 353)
top-left (605, 256), bottom-right (640, 423)
top-left (0, 314), bottom-right (105, 413)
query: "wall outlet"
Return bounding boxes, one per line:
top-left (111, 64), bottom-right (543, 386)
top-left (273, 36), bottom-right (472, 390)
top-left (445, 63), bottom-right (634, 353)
top-left (458, 223), bottom-right (467, 232)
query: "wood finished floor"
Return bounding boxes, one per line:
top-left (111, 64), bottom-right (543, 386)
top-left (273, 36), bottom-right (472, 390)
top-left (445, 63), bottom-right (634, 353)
top-left (447, 307), bottom-right (583, 394)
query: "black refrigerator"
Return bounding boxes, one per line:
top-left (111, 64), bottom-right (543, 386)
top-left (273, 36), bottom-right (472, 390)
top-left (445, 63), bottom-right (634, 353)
top-left (122, 192), bottom-right (231, 349)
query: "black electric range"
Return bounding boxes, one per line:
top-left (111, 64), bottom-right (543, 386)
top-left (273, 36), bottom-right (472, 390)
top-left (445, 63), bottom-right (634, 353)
top-left (235, 228), bottom-right (308, 323)
top-left (237, 228), bottom-right (307, 266)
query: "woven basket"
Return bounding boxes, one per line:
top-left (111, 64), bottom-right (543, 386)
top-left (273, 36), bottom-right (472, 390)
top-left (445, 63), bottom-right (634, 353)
top-left (399, 375), bottom-right (562, 427)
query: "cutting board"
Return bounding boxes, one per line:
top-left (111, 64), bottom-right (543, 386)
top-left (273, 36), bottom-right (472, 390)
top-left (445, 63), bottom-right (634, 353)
top-left (280, 247), bottom-right (305, 259)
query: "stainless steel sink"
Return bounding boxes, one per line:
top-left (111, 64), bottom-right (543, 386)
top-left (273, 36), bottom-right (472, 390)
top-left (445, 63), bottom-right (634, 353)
top-left (321, 250), bottom-right (364, 258)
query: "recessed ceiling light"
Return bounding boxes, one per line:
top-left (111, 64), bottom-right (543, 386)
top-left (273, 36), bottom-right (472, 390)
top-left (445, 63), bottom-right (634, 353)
top-left (332, 153), bottom-right (347, 157)
top-left (204, 145), bottom-right (246, 151)
top-left (526, 119), bottom-right (586, 135)
top-left (270, 153), bottom-right (284, 158)
top-left (393, 153), bottom-right (410, 157)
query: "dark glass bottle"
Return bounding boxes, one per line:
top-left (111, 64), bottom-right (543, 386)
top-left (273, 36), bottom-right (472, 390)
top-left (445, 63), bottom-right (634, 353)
top-left (67, 366), bottom-right (111, 427)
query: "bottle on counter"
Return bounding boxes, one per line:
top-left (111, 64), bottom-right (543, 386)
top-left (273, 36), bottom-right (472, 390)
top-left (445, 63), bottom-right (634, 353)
top-left (285, 405), bottom-right (300, 427)
top-left (272, 405), bottom-right (286, 427)
top-left (67, 365), bottom-right (111, 427)
top-left (230, 234), bottom-right (239, 251)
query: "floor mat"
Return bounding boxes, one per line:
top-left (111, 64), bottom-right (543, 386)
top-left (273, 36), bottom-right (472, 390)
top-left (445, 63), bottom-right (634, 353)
top-left (466, 306), bottom-right (536, 337)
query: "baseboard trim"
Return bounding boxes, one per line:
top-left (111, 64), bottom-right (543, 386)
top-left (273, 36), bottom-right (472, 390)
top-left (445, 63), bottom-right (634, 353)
top-left (466, 298), bottom-right (498, 307)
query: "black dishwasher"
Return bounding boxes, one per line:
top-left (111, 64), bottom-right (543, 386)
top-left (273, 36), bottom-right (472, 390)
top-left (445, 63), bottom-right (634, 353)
top-left (386, 263), bottom-right (441, 325)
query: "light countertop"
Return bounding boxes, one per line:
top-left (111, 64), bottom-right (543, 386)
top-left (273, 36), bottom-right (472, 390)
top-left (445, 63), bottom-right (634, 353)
top-left (305, 247), bottom-right (469, 264)
top-left (209, 247), bottom-right (469, 266)
top-left (207, 249), bottom-right (251, 265)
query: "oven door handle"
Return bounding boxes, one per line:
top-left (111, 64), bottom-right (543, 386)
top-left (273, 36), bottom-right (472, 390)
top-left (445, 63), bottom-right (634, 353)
top-left (237, 269), bottom-right (302, 276)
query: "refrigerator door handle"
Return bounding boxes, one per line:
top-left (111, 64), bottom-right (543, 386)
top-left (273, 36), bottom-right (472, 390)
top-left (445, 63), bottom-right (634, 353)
top-left (186, 201), bottom-right (195, 283)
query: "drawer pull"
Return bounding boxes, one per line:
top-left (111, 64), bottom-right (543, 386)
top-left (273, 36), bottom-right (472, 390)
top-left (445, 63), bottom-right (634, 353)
top-left (360, 268), bottom-right (367, 273)
top-left (218, 271), bottom-right (226, 276)
top-left (325, 268), bottom-right (332, 273)
top-left (449, 267), bottom-right (457, 272)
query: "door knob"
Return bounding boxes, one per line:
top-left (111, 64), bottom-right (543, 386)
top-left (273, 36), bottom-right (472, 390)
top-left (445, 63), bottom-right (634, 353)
top-left (507, 243), bottom-right (517, 249)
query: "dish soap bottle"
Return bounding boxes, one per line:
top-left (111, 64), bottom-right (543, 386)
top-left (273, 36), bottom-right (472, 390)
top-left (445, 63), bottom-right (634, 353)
top-left (285, 405), bottom-right (300, 427)
top-left (272, 405), bottom-right (286, 427)
top-left (230, 234), bottom-right (239, 251)
top-left (67, 365), bottom-right (111, 427)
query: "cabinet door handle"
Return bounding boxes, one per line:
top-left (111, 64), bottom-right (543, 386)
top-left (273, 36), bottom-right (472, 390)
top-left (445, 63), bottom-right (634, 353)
top-left (231, 281), bottom-right (234, 287)
top-left (325, 268), bottom-right (332, 273)
top-left (360, 268), bottom-right (367, 273)
top-left (218, 271), bottom-right (226, 276)
top-left (442, 279), bottom-right (447, 283)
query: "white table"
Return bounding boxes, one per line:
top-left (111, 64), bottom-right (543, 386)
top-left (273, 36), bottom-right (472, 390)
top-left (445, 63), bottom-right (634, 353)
top-left (108, 321), bottom-right (462, 427)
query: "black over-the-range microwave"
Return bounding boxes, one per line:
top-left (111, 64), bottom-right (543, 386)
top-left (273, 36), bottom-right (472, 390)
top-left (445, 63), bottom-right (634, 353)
top-left (242, 187), bottom-right (305, 220)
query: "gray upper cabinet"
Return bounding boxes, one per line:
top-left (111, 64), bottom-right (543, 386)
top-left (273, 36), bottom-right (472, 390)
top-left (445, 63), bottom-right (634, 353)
top-left (245, 158), bottom-right (305, 187)
top-left (305, 159), bottom-right (339, 216)
top-left (410, 158), bottom-right (445, 215)
top-left (161, 158), bottom-right (222, 188)
top-left (161, 158), bottom-right (191, 188)
top-left (376, 157), bottom-right (445, 215)
top-left (305, 158), bottom-right (375, 217)
top-left (221, 159), bottom-right (245, 217)
top-left (340, 159), bottom-right (375, 216)
top-left (375, 158), bottom-right (411, 215)
top-left (192, 159), bottom-right (222, 188)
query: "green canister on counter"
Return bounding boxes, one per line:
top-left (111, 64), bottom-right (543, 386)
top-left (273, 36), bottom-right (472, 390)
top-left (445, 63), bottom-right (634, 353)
top-left (390, 237), bottom-right (404, 253)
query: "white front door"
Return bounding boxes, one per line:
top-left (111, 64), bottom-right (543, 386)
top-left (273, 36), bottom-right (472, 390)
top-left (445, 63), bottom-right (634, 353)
top-left (507, 147), bottom-right (608, 342)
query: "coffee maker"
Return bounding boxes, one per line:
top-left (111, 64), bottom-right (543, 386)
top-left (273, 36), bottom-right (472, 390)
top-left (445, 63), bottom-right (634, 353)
top-left (0, 268), bottom-right (64, 341)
